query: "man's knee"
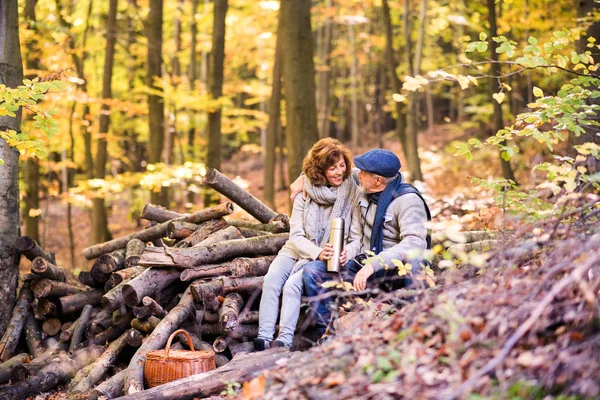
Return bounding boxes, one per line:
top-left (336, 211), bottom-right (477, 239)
top-left (302, 261), bottom-right (325, 281)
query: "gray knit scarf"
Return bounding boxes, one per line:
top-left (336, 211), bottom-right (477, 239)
top-left (302, 177), bottom-right (357, 248)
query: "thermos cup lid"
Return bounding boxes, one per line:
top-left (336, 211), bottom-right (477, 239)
top-left (331, 217), bottom-right (344, 229)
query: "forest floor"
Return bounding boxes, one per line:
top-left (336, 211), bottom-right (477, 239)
top-left (23, 124), bottom-right (599, 399)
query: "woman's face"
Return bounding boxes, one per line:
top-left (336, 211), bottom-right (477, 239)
top-left (324, 156), bottom-right (346, 187)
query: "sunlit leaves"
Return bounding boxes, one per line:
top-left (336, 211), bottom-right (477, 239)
top-left (0, 79), bottom-right (66, 161)
top-left (492, 92), bottom-right (505, 104)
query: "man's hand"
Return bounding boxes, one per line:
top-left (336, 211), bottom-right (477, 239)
top-left (289, 174), bottom-right (306, 201)
top-left (339, 249), bottom-right (348, 266)
top-left (318, 243), bottom-right (334, 261)
top-left (353, 263), bottom-right (375, 291)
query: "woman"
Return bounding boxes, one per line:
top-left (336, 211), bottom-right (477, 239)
top-left (254, 138), bottom-right (361, 350)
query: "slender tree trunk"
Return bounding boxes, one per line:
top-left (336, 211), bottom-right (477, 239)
top-left (487, 0), bottom-right (516, 182)
top-left (91, 0), bottom-right (118, 245)
top-left (204, 0), bottom-right (229, 207)
top-left (147, 0), bottom-right (164, 165)
top-left (264, 14), bottom-right (283, 210)
top-left (316, 0), bottom-right (334, 139)
top-left (164, 0), bottom-right (184, 165)
top-left (0, 0), bottom-right (23, 336)
top-left (382, 0), bottom-right (407, 159)
top-left (281, 0), bottom-right (319, 185)
top-left (403, 0), bottom-right (423, 181)
top-left (22, 0), bottom-right (40, 242)
top-left (187, 0), bottom-right (199, 164)
top-left (348, 22), bottom-right (360, 149)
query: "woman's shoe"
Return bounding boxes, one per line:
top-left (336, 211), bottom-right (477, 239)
top-left (271, 340), bottom-right (287, 349)
top-left (253, 338), bottom-right (271, 351)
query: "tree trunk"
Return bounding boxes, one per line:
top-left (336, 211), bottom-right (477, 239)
top-left (0, 0), bottom-right (22, 331)
top-left (104, 265), bottom-right (145, 292)
top-left (147, 0), bottom-right (164, 164)
top-left (83, 203), bottom-right (233, 260)
top-left (15, 236), bottom-right (55, 263)
top-left (403, 0), bottom-right (424, 182)
top-left (180, 255), bottom-right (275, 281)
top-left (131, 316), bottom-right (161, 333)
top-left (0, 346), bottom-right (104, 400)
top-left (23, 158), bottom-right (40, 242)
top-left (79, 271), bottom-right (104, 289)
top-left (122, 268), bottom-right (181, 307)
top-left (125, 239), bottom-right (146, 267)
top-left (219, 293), bottom-right (244, 332)
top-left (190, 276), bottom-right (264, 303)
top-left (166, 222), bottom-right (199, 240)
top-left (72, 329), bottom-right (140, 394)
top-left (0, 285), bottom-right (32, 361)
top-left (186, 0), bottom-right (199, 171)
top-left (316, 0), bottom-right (334, 139)
top-left (174, 218), bottom-right (230, 248)
top-left (91, 248), bottom-right (127, 283)
top-left (487, 0), bottom-right (516, 182)
top-left (68, 304), bottom-right (94, 353)
top-left (88, 369), bottom-right (126, 400)
top-left (141, 202), bottom-right (233, 223)
top-left (204, 0), bottom-right (229, 207)
top-left (280, 0), bottom-right (319, 186)
top-left (382, 0), bottom-right (407, 159)
top-left (23, 313), bottom-right (43, 358)
top-left (142, 296), bottom-right (167, 318)
top-left (203, 168), bottom-right (278, 223)
top-left (141, 234), bottom-right (287, 268)
top-left (264, 13), bottom-right (283, 210)
top-left (41, 318), bottom-right (61, 336)
top-left (30, 279), bottom-right (83, 299)
top-left (228, 219), bottom-right (288, 233)
top-left (348, 22), bottom-right (360, 149)
top-left (31, 257), bottom-right (66, 282)
top-left (58, 289), bottom-right (103, 316)
top-left (0, 353), bottom-right (30, 385)
top-left (163, 0), bottom-right (184, 165)
top-left (92, 0), bottom-right (119, 245)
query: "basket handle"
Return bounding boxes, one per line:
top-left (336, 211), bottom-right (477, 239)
top-left (165, 329), bottom-right (195, 359)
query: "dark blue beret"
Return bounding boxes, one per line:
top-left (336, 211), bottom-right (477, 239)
top-left (354, 149), bottom-right (401, 177)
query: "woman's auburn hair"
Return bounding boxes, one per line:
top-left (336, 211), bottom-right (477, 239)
top-left (302, 138), bottom-right (353, 186)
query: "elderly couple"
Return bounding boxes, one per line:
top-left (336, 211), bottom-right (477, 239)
top-left (254, 138), bottom-right (430, 350)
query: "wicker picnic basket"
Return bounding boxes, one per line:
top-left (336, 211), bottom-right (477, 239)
top-left (144, 329), bottom-right (216, 388)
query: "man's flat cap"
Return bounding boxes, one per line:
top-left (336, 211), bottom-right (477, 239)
top-left (354, 149), bottom-right (401, 177)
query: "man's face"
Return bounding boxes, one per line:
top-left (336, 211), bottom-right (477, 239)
top-left (357, 170), bottom-right (379, 193)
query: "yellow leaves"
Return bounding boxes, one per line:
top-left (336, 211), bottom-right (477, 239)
top-left (402, 75), bottom-right (429, 92)
top-left (28, 208), bottom-right (42, 218)
top-left (391, 93), bottom-right (406, 103)
top-left (492, 92), bottom-right (505, 104)
top-left (533, 86), bottom-right (544, 98)
top-left (457, 75), bottom-right (470, 90)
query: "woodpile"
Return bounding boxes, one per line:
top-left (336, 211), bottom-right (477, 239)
top-left (0, 168), bottom-right (293, 399)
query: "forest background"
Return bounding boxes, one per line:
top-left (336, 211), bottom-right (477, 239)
top-left (0, 0), bottom-right (599, 390)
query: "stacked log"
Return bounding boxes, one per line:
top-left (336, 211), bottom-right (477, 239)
top-left (0, 169), bottom-right (295, 399)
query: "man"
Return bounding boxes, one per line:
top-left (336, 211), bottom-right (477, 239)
top-left (300, 148), bottom-right (430, 336)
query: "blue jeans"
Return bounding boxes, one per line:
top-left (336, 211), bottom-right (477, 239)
top-left (302, 257), bottom-right (411, 332)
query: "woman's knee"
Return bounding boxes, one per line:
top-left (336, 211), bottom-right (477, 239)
top-left (263, 269), bottom-right (285, 293)
top-left (282, 279), bottom-right (302, 298)
top-left (303, 261), bottom-right (324, 278)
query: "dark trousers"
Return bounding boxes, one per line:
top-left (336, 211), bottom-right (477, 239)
top-left (302, 257), bottom-right (411, 332)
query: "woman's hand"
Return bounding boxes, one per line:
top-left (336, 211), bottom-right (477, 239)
top-left (339, 249), bottom-right (348, 266)
top-left (289, 174), bottom-right (306, 201)
top-left (318, 243), bottom-right (334, 260)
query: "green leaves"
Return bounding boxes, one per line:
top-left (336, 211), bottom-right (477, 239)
top-left (0, 79), bottom-right (65, 160)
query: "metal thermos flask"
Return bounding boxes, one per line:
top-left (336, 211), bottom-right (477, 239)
top-left (327, 218), bottom-right (345, 272)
